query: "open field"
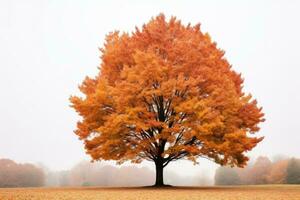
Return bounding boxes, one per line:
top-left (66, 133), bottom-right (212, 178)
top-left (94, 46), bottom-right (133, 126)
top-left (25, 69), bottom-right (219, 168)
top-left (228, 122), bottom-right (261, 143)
top-left (0, 185), bottom-right (299, 200)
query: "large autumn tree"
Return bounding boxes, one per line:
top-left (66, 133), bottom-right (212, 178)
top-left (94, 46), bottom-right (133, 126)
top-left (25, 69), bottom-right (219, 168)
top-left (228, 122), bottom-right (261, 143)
top-left (70, 14), bottom-right (264, 187)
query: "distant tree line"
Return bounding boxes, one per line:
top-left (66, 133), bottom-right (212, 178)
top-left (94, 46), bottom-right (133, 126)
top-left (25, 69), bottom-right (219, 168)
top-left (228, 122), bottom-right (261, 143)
top-left (42, 161), bottom-right (211, 187)
top-left (58, 161), bottom-right (154, 187)
top-left (215, 156), bottom-right (300, 185)
top-left (0, 158), bottom-right (210, 188)
top-left (1, 156), bottom-right (298, 187)
top-left (0, 159), bottom-right (44, 187)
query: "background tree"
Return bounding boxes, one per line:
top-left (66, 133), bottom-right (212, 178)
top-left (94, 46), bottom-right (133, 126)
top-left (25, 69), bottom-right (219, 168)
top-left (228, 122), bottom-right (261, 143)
top-left (0, 159), bottom-right (45, 187)
top-left (235, 156), bottom-right (272, 185)
top-left (249, 156), bottom-right (272, 184)
top-left (70, 14), bottom-right (264, 186)
top-left (57, 171), bottom-right (70, 187)
top-left (0, 159), bottom-right (18, 187)
top-left (286, 158), bottom-right (300, 184)
top-left (68, 161), bottom-right (154, 187)
top-left (214, 167), bottom-right (240, 185)
top-left (266, 159), bottom-right (289, 184)
top-left (214, 156), bottom-right (298, 185)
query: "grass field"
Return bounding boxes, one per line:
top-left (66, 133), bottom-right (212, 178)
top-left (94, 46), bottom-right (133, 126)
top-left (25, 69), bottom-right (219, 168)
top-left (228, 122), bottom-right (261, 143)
top-left (0, 185), bottom-right (299, 200)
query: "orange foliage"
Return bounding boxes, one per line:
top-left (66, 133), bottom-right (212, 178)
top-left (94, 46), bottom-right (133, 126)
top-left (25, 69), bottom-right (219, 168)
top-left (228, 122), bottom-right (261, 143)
top-left (267, 160), bottom-right (289, 184)
top-left (70, 14), bottom-right (264, 172)
top-left (0, 159), bottom-right (45, 187)
top-left (247, 156), bottom-right (272, 184)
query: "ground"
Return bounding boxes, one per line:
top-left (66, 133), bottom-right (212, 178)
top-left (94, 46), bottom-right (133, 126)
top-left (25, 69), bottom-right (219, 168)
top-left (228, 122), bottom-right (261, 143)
top-left (0, 185), bottom-right (299, 200)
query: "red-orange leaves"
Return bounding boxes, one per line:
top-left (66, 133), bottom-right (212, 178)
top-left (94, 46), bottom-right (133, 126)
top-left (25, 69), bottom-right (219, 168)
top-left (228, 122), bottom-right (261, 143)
top-left (70, 14), bottom-right (264, 169)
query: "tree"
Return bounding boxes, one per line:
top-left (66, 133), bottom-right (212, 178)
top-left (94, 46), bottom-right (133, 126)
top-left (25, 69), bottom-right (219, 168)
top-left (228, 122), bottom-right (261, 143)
top-left (70, 14), bottom-right (264, 187)
top-left (214, 167), bottom-right (240, 185)
top-left (286, 158), bottom-right (300, 184)
top-left (0, 159), bottom-right (18, 187)
top-left (0, 159), bottom-right (45, 187)
top-left (249, 156), bottom-right (272, 184)
top-left (266, 159), bottom-right (288, 184)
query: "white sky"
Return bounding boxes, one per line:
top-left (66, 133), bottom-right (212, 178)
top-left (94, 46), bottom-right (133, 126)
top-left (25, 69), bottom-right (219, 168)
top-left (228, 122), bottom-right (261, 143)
top-left (0, 0), bottom-right (299, 178)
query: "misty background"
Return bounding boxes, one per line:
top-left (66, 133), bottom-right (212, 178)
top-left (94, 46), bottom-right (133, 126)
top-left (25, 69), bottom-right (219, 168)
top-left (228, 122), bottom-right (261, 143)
top-left (1, 156), bottom-right (299, 187)
top-left (0, 0), bottom-right (300, 185)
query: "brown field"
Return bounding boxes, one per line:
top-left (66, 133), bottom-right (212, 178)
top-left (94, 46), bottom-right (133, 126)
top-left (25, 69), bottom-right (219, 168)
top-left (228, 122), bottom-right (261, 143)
top-left (0, 185), bottom-right (299, 200)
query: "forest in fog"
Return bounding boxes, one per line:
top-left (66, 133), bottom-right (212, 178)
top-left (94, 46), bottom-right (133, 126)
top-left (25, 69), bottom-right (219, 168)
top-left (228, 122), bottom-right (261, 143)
top-left (0, 156), bottom-right (299, 188)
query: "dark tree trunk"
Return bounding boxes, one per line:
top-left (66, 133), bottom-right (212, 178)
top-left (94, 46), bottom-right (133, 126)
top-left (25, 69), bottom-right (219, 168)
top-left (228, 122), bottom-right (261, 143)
top-left (154, 159), bottom-right (164, 186)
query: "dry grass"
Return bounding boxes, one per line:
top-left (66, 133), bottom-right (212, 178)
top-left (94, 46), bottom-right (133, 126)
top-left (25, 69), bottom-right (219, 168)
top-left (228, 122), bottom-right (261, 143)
top-left (0, 185), bottom-right (299, 200)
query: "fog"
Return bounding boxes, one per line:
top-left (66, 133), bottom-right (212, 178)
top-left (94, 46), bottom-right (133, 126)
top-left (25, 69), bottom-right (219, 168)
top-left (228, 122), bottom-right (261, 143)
top-left (2, 156), bottom-right (299, 187)
top-left (0, 0), bottom-right (300, 182)
top-left (40, 160), bottom-right (212, 187)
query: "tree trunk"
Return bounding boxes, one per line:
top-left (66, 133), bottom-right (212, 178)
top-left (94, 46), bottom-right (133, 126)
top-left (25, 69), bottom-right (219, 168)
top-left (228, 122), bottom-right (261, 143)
top-left (154, 159), bottom-right (164, 186)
